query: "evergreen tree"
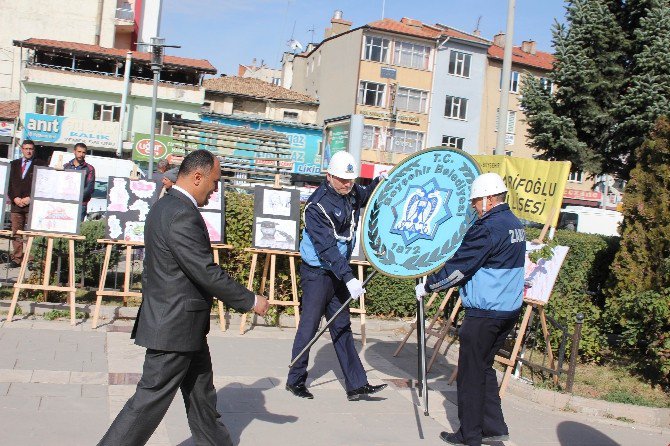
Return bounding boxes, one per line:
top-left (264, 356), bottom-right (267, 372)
top-left (521, 0), bottom-right (627, 176)
top-left (521, 0), bottom-right (670, 179)
top-left (610, 0), bottom-right (670, 173)
top-left (605, 117), bottom-right (670, 384)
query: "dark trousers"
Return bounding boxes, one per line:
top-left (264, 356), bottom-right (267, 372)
top-left (456, 315), bottom-right (517, 446)
top-left (98, 340), bottom-right (232, 446)
top-left (10, 211), bottom-right (27, 263)
top-left (287, 264), bottom-right (367, 392)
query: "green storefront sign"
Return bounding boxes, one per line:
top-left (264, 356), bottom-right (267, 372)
top-left (132, 133), bottom-right (184, 162)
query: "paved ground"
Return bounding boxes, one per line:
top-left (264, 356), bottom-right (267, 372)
top-left (0, 316), bottom-right (668, 446)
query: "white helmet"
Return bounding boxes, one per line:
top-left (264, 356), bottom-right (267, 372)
top-left (470, 172), bottom-right (508, 200)
top-left (327, 151), bottom-right (358, 180)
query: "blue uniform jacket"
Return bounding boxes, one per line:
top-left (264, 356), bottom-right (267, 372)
top-left (425, 203), bottom-right (525, 319)
top-left (300, 178), bottom-right (380, 283)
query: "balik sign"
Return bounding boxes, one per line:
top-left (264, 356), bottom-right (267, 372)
top-left (362, 147), bottom-right (481, 278)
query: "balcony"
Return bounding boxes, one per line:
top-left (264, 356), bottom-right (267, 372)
top-left (115, 7), bottom-right (135, 33)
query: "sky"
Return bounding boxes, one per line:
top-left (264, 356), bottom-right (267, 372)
top-left (160, 0), bottom-right (568, 77)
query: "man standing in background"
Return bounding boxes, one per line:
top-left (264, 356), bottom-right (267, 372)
top-left (63, 142), bottom-right (95, 221)
top-left (7, 139), bottom-right (45, 268)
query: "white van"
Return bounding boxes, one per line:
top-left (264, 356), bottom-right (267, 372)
top-left (558, 205), bottom-right (623, 237)
top-left (49, 151), bottom-right (144, 219)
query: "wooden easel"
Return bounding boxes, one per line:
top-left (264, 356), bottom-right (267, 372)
top-left (393, 287), bottom-right (459, 369)
top-left (91, 239), bottom-right (143, 329)
top-left (239, 247), bottom-right (300, 334)
top-left (5, 230), bottom-right (85, 326)
top-left (350, 259), bottom-right (370, 345)
top-left (211, 243), bottom-right (235, 331)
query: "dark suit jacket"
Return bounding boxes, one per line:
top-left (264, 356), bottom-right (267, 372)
top-left (132, 188), bottom-right (255, 352)
top-left (7, 158), bottom-right (46, 213)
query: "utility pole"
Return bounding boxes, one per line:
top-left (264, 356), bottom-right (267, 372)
top-left (495, 0), bottom-right (516, 155)
top-left (146, 37), bottom-right (180, 179)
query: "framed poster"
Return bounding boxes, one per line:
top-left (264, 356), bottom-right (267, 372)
top-left (198, 181), bottom-right (225, 243)
top-left (105, 177), bottom-right (161, 242)
top-left (251, 186), bottom-right (300, 251)
top-left (27, 167), bottom-right (84, 235)
top-left (0, 161), bottom-right (9, 226)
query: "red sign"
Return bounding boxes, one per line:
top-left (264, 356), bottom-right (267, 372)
top-left (563, 188), bottom-right (602, 201)
top-left (135, 138), bottom-right (167, 158)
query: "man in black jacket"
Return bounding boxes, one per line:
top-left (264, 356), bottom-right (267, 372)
top-left (98, 150), bottom-right (269, 446)
top-left (7, 139), bottom-right (45, 267)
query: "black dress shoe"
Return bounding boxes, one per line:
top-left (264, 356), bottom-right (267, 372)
top-left (439, 432), bottom-right (467, 445)
top-left (346, 383), bottom-right (387, 401)
top-left (285, 383), bottom-right (314, 399)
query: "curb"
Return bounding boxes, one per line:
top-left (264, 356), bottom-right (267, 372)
top-left (2, 300), bottom-right (668, 429)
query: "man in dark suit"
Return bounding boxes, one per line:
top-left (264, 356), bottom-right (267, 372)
top-left (98, 150), bottom-right (269, 446)
top-left (7, 139), bottom-right (45, 267)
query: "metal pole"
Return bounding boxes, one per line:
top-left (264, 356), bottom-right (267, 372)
top-left (116, 52), bottom-right (132, 158)
top-left (417, 290), bottom-right (428, 415)
top-left (565, 313), bottom-right (584, 392)
top-left (494, 0), bottom-right (516, 155)
top-left (148, 67), bottom-right (159, 180)
top-left (289, 270), bottom-right (378, 368)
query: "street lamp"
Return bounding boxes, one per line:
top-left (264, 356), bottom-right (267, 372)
top-left (147, 37), bottom-right (180, 179)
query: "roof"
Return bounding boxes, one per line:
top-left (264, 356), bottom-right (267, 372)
top-left (0, 101), bottom-right (19, 120)
top-left (488, 44), bottom-right (554, 71)
top-left (365, 18), bottom-right (441, 40)
top-left (14, 38), bottom-right (217, 73)
top-left (204, 76), bottom-right (318, 104)
top-left (434, 24), bottom-right (492, 46)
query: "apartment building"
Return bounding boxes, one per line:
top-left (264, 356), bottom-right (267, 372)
top-left (288, 12), bottom-right (439, 171)
top-left (202, 76), bottom-right (323, 176)
top-left (427, 25), bottom-right (491, 153)
top-left (238, 60), bottom-right (282, 86)
top-left (15, 38), bottom-right (215, 160)
top-left (0, 0), bottom-right (162, 101)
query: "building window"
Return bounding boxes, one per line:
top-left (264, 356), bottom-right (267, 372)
top-left (283, 111), bottom-right (299, 122)
top-left (500, 70), bottom-right (520, 93)
top-left (363, 36), bottom-right (390, 62)
top-left (441, 135), bottom-right (464, 150)
top-left (36, 97), bottom-right (65, 116)
top-left (155, 112), bottom-right (181, 136)
top-left (495, 109), bottom-right (517, 134)
top-left (448, 51), bottom-right (471, 77)
top-left (93, 104), bottom-right (121, 122)
top-left (389, 129), bottom-right (424, 153)
top-left (568, 171), bottom-right (584, 183)
top-left (539, 77), bottom-right (553, 93)
top-left (358, 81), bottom-right (385, 107)
top-left (393, 41), bottom-right (430, 70)
top-left (444, 95), bottom-right (467, 120)
top-left (396, 87), bottom-right (428, 113)
top-left (363, 125), bottom-right (385, 150)
top-left (271, 77), bottom-right (281, 86)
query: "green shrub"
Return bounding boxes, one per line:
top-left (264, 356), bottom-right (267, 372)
top-left (526, 227), bottom-right (618, 361)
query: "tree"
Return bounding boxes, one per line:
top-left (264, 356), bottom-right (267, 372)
top-left (604, 117), bottom-right (670, 384)
top-left (521, 0), bottom-right (670, 180)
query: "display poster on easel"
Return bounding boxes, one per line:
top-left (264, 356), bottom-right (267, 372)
top-left (523, 244), bottom-right (570, 304)
top-left (0, 161), bottom-right (9, 225)
top-left (198, 181), bottom-right (225, 243)
top-left (27, 166), bottom-right (84, 235)
top-left (105, 177), bottom-right (161, 242)
top-left (251, 186), bottom-right (300, 251)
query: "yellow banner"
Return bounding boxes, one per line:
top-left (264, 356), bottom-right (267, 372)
top-left (473, 155), bottom-right (571, 227)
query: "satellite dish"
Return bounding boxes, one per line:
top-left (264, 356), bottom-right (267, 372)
top-left (288, 39), bottom-right (304, 52)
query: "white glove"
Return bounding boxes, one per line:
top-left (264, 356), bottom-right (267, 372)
top-left (415, 282), bottom-right (428, 301)
top-left (346, 278), bottom-right (366, 298)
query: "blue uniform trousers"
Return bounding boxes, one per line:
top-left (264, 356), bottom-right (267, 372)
top-left (287, 264), bottom-right (367, 392)
top-left (456, 314), bottom-right (517, 446)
